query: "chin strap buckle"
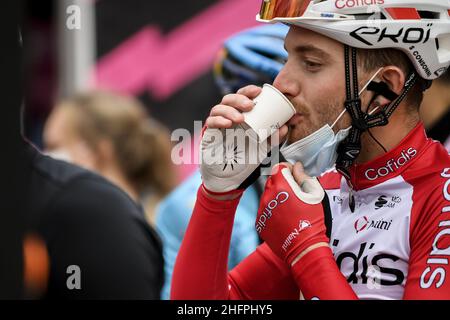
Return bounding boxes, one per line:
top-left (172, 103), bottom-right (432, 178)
top-left (337, 139), bottom-right (361, 165)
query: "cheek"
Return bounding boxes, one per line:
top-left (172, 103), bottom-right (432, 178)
top-left (303, 78), bottom-right (344, 118)
top-left (288, 79), bottom-right (345, 143)
top-left (306, 72), bottom-right (344, 102)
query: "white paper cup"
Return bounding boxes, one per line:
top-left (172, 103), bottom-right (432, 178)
top-left (242, 84), bottom-right (296, 142)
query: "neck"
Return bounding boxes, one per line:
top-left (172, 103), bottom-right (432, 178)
top-left (419, 80), bottom-right (450, 129)
top-left (100, 166), bottom-right (140, 202)
top-left (356, 107), bottom-right (419, 164)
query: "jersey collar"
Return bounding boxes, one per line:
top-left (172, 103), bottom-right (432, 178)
top-left (348, 123), bottom-right (430, 190)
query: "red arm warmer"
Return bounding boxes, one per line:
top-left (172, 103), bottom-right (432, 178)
top-left (291, 246), bottom-right (358, 300)
top-left (171, 187), bottom-right (241, 299)
top-left (171, 187), bottom-right (299, 300)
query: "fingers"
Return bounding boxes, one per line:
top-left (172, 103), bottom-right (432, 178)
top-left (205, 102), bottom-right (245, 128)
top-left (205, 116), bottom-right (233, 129)
top-left (274, 161), bottom-right (324, 204)
top-left (206, 86), bottom-right (261, 129)
top-left (206, 100), bottom-right (247, 129)
top-left (271, 161), bottom-right (309, 182)
top-left (236, 85), bottom-right (262, 99)
top-left (268, 124), bottom-right (288, 148)
top-left (271, 161), bottom-right (292, 175)
top-left (292, 162), bottom-right (323, 198)
top-left (279, 125), bottom-right (289, 142)
top-left (221, 93), bottom-right (255, 113)
top-left (210, 104), bottom-right (245, 123)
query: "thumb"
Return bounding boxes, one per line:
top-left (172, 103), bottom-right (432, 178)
top-left (271, 162), bottom-right (292, 176)
top-left (287, 162), bottom-right (324, 204)
top-left (292, 162), bottom-right (311, 186)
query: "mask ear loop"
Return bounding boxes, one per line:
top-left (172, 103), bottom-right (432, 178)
top-left (359, 67), bottom-right (384, 95)
top-left (331, 108), bottom-right (348, 129)
top-left (368, 105), bottom-right (380, 115)
top-left (364, 68), bottom-right (388, 153)
top-left (331, 67), bottom-right (384, 130)
top-left (364, 89), bottom-right (389, 153)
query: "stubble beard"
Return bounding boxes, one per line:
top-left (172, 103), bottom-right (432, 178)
top-left (286, 96), bottom-right (345, 145)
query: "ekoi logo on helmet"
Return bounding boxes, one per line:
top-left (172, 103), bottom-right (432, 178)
top-left (350, 26), bottom-right (433, 47)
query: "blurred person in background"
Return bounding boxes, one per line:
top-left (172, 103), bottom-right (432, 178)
top-left (23, 94), bottom-right (167, 299)
top-left (21, 91), bottom-right (172, 298)
top-left (155, 24), bottom-right (289, 300)
top-left (421, 69), bottom-right (450, 152)
top-left (18, 4), bottom-right (165, 298)
top-left (43, 91), bottom-right (176, 224)
top-left (23, 137), bottom-right (165, 299)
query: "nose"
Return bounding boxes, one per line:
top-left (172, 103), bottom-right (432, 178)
top-left (273, 62), bottom-right (300, 100)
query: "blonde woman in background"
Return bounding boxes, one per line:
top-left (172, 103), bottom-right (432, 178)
top-left (44, 91), bottom-right (176, 224)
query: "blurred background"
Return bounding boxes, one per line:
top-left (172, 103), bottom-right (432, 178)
top-left (23, 0), bottom-right (262, 181)
top-left (15, 1), bottom-right (265, 299)
top-left (12, 0), bottom-right (450, 300)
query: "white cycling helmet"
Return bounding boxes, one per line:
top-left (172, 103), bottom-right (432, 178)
top-left (257, 0), bottom-right (450, 80)
top-left (257, 0), bottom-right (450, 211)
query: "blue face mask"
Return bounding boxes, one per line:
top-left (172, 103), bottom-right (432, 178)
top-left (280, 110), bottom-right (351, 177)
top-left (280, 68), bottom-right (383, 177)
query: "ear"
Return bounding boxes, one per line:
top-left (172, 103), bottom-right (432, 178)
top-left (375, 66), bottom-right (405, 106)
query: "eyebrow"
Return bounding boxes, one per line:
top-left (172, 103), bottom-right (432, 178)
top-left (285, 44), bottom-right (331, 60)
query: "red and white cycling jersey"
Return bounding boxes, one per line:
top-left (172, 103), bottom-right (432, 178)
top-left (321, 124), bottom-right (450, 299)
top-left (445, 136), bottom-right (450, 152)
top-left (172, 123), bottom-right (450, 300)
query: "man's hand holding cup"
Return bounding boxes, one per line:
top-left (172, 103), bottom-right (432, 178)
top-left (200, 84), bottom-right (295, 199)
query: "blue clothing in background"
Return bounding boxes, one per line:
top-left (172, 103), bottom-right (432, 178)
top-left (155, 171), bottom-right (260, 300)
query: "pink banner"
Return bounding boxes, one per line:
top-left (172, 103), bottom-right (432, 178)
top-left (94, 0), bottom-right (261, 100)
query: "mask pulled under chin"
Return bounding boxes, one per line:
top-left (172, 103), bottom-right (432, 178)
top-left (279, 67), bottom-right (384, 177)
top-left (280, 125), bottom-right (351, 177)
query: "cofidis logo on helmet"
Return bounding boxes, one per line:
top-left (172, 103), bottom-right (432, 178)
top-left (335, 0), bottom-right (384, 9)
top-left (364, 147), bottom-right (417, 181)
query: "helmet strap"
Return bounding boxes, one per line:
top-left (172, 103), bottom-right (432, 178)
top-left (335, 45), bottom-right (419, 212)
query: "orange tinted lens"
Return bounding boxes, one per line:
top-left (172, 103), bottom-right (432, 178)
top-left (259, 0), bottom-right (310, 20)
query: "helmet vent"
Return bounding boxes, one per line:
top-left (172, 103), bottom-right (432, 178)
top-left (353, 12), bottom-right (387, 20)
top-left (417, 10), bottom-right (440, 19)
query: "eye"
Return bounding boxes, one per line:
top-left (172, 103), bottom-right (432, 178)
top-left (303, 60), bottom-right (321, 69)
